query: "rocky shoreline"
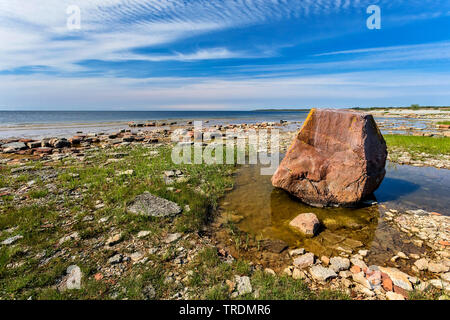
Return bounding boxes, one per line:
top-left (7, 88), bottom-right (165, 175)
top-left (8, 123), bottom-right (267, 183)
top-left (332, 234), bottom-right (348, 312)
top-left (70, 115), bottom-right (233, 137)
top-left (0, 119), bottom-right (449, 300)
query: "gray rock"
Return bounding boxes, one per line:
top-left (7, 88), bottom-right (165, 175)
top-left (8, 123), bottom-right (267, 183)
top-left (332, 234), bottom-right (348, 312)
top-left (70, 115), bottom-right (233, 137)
top-left (137, 230), bottom-right (151, 238)
top-left (350, 257), bottom-right (368, 270)
top-left (352, 272), bottom-right (373, 290)
top-left (293, 253), bottom-right (315, 269)
top-left (128, 192), bottom-right (181, 217)
top-left (235, 276), bottom-right (252, 295)
top-left (1, 235), bottom-right (23, 245)
top-left (289, 248), bottom-right (305, 256)
top-left (309, 266), bottom-right (337, 282)
top-left (1, 142), bottom-right (27, 151)
top-left (58, 232), bottom-right (79, 245)
top-left (163, 233), bottom-right (182, 244)
top-left (378, 267), bottom-right (413, 291)
top-left (108, 254), bottom-right (123, 265)
top-left (442, 272), bottom-right (450, 283)
top-left (330, 257), bottom-right (350, 272)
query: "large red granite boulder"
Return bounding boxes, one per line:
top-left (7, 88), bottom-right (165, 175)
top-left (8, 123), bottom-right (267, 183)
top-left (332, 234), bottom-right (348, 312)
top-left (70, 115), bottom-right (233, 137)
top-left (272, 108), bottom-right (387, 207)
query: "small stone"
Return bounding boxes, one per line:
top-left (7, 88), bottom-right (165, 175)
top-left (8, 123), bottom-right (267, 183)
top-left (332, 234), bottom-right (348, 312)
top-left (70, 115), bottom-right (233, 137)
top-left (293, 253), bottom-right (315, 269)
top-left (428, 279), bottom-right (450, 291)
top-left (397, 252), bottom-right (409, 260)
top-left (58, 232), bottom-right (79, 245)
top-left (378, 267), bottom-right (413, 291)
top-left (386, 291), bottom-right (405, 300)
top-left (441, 272), bottom-right (450, 282)
top-left (352, 272), bottom-right (372, 290)
top-left (309, 265), bottom-right (337, 282)
top-left (350, 257), bottom-right (368, 270)
top-left (128, 192), bottom-right (181, 218)
top-left (358, 249), bottom-right (368, 257)
top-left (428, 262), bottom-right (449, 273)
top-left (1, 235), bottom-right (23, 245)
top-left (409, 253), bottom-right (420, 259)
top-left (108, 254), bottom-right (123, 265)
top-left (163, 233), bottom-right (182, 244)
top-left (131, 252), bottom-right (144, 262)
top-left (339, 270), bottom-right (352, 279)
top-left (137, 230), bottom-right (151, 238)
top-left (330, 257), bottom-right (350, 272)
top-left (350, 265), bottom-right (361, 274)
top-left (235, 276), bottom-right (252, 295)
top-left (321, 256), bottom-right (330, 266)
top-left (289, 213), bottom-right (320, 237)
top-left (289, 248), bottom-right (305, 256)
top-left (292, 268), bottom-right (307, 280)
top-left (414, 258), bottom-right (428, 271)
top-left (382, 276), bottom-right (393, 292)
top-left (264, 268), bottom-right (276, 276)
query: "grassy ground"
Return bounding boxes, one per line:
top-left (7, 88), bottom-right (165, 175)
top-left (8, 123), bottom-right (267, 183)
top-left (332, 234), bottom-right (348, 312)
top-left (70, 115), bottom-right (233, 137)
top-left (384, 135), bottom-right (450, 156)
top-left (437, 121), bottom-right (450, 125)
top-left (0, 143), bottom-right (349, 300)
top-left (0, 144), bottom-right (234, 299)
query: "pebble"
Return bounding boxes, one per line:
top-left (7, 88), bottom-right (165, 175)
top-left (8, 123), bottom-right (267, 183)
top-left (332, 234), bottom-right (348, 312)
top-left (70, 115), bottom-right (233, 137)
top-left (428, 261), bottom-right (449, 273)
top-left (386, 291), bottom-right (405, 300)
top-left (137, 230), bottom-right (151, 238)
top-left (414, 258), bottom-right (429, 271)
top-left (163, 233), bottom-right (182, 244)
top-left (293, 253), bottom-right (315, 269)
top-left (309, 266), bottom-right (337, 282)
top-left (330, 257), bottom-right (350, 272)
top-left (1, 235), bottom-right (23, 245)
top-left (108, 254), bottom-right (123, 265)
top-left (235, 275), bottom-right (252, 295)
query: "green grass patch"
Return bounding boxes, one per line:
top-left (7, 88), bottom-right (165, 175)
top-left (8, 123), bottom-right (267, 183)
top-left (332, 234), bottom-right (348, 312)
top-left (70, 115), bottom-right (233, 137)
top-left (384, 134), bottom-right (450, 156)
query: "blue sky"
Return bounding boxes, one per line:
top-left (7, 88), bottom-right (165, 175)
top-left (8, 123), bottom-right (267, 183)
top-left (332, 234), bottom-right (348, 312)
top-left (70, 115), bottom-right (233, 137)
top-left (0, 0), bottom-right (450, 110)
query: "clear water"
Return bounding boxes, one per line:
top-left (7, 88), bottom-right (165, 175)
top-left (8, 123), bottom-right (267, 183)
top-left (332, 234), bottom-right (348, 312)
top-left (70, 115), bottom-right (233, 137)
top-left (219, 161), bottom-right (449, 261)
top-left (0, 110), bottom-right (309, 139)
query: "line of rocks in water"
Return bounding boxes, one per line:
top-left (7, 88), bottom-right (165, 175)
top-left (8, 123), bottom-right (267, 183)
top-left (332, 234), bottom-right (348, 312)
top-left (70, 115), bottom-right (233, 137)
top-left (0, 129), bottom-right (164, 158)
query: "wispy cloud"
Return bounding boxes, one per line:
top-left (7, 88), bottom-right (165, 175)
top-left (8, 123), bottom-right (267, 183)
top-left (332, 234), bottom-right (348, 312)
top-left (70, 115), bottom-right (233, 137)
top-left (2, 70), bottom-right (450, 110)
top-left (2, 0), bottom-right (441, 72)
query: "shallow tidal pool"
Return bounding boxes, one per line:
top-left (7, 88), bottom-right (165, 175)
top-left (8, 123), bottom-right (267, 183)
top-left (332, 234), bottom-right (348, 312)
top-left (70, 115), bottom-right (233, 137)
top-left (218, 161), bottom-right (450, 264)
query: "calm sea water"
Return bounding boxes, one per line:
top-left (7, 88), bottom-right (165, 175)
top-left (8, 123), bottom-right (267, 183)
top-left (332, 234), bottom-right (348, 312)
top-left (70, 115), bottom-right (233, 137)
top-left (0, 110), bottom-right (309, 126)
top-left (0, 110), bottom-right (309, 139)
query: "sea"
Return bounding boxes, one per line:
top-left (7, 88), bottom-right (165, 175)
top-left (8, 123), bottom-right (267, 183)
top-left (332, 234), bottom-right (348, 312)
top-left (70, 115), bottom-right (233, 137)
top-left (0, 110), bottom-right (310, 139)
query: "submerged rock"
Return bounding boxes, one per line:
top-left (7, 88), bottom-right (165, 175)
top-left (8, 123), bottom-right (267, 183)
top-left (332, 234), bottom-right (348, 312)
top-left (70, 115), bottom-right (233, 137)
top-left (289, 213), bottom-right (320, 237)
top-left (271, 108), bottom-right (387, 207)
top-left (128, 192), bottom-right (181, 217)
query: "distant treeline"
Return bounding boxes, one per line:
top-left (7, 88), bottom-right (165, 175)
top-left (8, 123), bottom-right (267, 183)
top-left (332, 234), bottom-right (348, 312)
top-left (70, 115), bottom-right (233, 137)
top-left (254, 105), bottom-right (450, 112)
top-left (352, 105), bottom-right (450, 111)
